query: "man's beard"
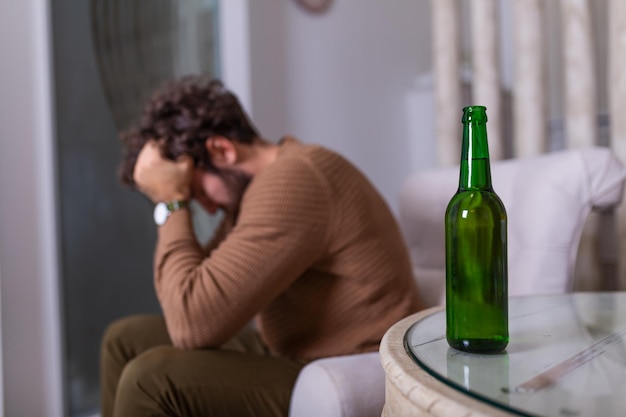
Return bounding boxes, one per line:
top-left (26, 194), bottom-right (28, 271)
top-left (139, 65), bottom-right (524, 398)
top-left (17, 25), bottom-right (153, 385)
top-left (217, 168), bottom-right (252, 214)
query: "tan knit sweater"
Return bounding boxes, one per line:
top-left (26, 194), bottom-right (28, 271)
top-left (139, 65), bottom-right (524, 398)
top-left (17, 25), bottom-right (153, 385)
top-left (154, 138), bottom-right (423, 360)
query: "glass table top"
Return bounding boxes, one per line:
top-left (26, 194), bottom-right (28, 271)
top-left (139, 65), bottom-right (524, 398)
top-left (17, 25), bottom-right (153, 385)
top-left (404, 292), bottom-right (626, 417)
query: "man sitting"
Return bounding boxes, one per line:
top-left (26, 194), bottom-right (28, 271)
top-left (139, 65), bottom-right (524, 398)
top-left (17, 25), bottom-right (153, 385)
top-left (100, 75), bottom-right (423, 417)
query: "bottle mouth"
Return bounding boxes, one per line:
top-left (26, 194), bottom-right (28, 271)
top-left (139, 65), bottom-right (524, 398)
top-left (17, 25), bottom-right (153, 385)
top-left (462, 106), bottom-right (488, 123)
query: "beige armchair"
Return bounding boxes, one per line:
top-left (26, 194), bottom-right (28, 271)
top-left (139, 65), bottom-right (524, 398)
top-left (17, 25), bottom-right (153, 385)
top-left (400, 146), bottom-right (626, 307)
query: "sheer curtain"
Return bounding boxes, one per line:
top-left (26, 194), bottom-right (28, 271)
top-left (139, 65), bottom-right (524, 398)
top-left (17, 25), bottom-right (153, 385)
top-left (430, 0), bottom-right (626, 290)
top-left (91, 0), bottom-right (219, 131)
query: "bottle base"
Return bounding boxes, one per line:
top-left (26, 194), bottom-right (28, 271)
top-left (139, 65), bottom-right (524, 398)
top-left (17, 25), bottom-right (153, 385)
top-left (447, 338), bottom-right (508, 354)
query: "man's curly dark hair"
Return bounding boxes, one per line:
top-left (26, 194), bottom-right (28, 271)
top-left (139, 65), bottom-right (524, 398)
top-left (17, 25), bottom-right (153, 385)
top-left (118, 75), bottom-right (260, 186)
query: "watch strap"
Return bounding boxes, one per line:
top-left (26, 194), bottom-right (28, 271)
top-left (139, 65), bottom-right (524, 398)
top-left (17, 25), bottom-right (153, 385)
top-left (166, 199), bottom-right (188, 212)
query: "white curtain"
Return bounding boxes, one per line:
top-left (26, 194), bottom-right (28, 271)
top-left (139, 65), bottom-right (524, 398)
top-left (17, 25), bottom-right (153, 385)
top-left (430, 0), bottom-right (626, 289)
top-left (610, 0), bottom-right (626, 287)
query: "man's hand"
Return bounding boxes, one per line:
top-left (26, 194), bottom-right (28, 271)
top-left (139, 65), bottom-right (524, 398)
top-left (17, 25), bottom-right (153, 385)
top-left (133, 140), bottom-right (193, 203)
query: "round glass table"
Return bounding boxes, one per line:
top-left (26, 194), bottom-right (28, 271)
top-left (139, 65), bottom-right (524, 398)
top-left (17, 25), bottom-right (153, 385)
top-left (380, 292), bottom-right (626, 417)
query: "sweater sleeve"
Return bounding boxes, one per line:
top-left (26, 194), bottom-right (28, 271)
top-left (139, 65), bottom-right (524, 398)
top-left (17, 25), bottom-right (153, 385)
top-left (154, 157), bottom-right (332, 349)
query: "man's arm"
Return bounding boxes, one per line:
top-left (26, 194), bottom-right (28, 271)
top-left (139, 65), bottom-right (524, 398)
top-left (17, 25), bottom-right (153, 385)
top-left (154, 157), bottom-right (332, 349)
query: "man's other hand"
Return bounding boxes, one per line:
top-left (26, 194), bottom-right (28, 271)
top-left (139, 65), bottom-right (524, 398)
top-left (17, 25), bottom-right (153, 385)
top-left (134, 140), bottom-right (193, 203)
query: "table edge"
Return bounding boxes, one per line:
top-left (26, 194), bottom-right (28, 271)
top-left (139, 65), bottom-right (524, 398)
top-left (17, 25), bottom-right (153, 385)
top-left (379, 307), bottom-right (516, 417)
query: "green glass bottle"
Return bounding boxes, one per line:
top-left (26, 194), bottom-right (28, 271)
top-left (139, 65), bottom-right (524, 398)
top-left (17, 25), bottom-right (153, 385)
top-left (445, 105), bottom-right (508, 353)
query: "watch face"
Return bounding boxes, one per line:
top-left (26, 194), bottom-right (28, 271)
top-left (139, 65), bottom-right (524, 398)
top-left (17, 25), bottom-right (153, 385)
top-left (153, 202), bottom-right (169, 225)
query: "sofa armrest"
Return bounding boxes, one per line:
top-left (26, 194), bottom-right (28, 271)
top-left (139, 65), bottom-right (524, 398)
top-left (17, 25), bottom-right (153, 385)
top-left (289, 352), bottom-right (385, 417)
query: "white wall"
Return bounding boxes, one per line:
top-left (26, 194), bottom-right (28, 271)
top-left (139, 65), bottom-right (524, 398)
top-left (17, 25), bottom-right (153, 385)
top-left (0, 0), bottom-right (64, 416)
top-left (0, 262), bottom-right (3, 414)
top-left (247, 0), bottom-right (436, 213)
top-left (219, 0), bottom-right (253, 112)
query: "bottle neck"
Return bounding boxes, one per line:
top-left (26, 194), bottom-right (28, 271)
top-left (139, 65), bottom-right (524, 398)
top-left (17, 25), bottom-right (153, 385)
top-left (459, 111), bottom-right (493, 191)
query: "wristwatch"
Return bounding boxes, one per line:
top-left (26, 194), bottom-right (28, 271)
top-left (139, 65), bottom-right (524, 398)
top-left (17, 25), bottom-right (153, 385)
top-left (153, 199), bottom-right (188, 226)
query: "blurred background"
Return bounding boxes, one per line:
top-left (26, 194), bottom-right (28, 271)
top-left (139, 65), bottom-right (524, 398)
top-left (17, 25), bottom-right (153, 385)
top-left (0, 0), bottom-right (616, 416)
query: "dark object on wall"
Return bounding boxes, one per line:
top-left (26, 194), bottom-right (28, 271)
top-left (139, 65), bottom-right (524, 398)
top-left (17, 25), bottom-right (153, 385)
top-left (294, 0), bottom-right (333, 14)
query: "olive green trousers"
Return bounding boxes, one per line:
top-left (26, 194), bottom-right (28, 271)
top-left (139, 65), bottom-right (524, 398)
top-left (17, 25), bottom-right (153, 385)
top-left (100, 315), bottom-right (305, 417)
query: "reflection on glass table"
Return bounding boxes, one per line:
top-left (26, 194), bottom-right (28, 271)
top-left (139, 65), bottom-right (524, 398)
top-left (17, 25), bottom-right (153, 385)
top-left (404, 292), bottom-right (626, 417)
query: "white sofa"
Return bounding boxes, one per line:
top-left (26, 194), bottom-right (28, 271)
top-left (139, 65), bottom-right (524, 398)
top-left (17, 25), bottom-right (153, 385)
top-left (288, 146), bottom-right (626, 417)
